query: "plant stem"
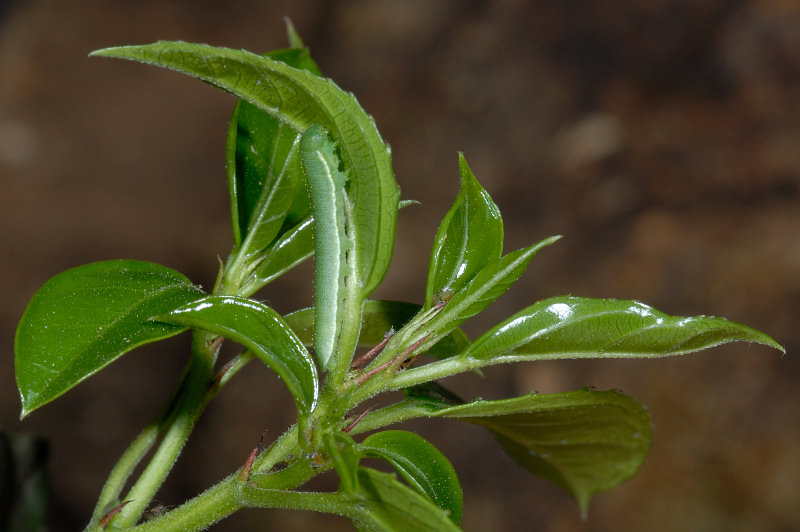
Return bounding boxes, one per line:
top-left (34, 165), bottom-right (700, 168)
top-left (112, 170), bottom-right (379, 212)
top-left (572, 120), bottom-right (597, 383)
top-left (388, 356), bottom-right (475, 391)
top-left (126, 475), bottom-right (241, 531)
top-left (237, 484), bottom-right (353, 517)
top-left (86, 423), bottom-right (159, 528)
top-left (110, 330), bottom-right (219, 527)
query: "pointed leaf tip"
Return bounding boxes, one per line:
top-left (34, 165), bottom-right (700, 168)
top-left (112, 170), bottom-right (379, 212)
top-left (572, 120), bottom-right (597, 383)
top-left (465, 295), bottom-right (785, 363)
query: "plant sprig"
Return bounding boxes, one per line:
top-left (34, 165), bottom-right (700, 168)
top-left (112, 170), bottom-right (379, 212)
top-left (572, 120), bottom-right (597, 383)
top-left (13, 21), bottom-right (784, 531)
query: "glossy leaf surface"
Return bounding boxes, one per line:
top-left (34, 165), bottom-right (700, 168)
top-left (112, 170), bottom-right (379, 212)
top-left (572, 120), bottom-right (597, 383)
top-left (464, 296), bottom-right (785, 363)
top-left (425, 154), bottom-right (503, 308)
top-left (283, 300), bottom-right (469, 359)
top-left (360, 430), bottom-right (462, 524)
top-left (15, 260), bottom-right (204, 417)
top-left (347, 468), bottom-right (461, 532)
top-left (92, 41), bottom-right (400, 298)
top-left (433, 388), bottom-right (652, 515)
top-left (427, 236), bottom-right (561, 339)
top-left (246, 217), bottom-right (314, 293)
top-left (155, 295), bottom-right (318, 414)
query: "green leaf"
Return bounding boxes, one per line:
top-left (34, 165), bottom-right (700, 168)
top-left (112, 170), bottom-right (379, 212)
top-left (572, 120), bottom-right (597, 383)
top-left (15, 260), bottom-right (205, 417)
top-left (283, 300), bottom-right (470, 359)
top-left (225, 47), bottom-right (320, 252)
top-left (325, 431), bottom-right (361, 494)
top-left (226, 99), bottom-right (305, 253)
top-left (427, 236), bottom-right (561, 339)
top-left (360, 430), bottom-right (462, 524)
top-left (347, 468), bottom-right (462, 532)
top-left (432, 388), bottom-right (652, 516)
top-left (464, 296), bottom-right (786, 363)
top-left (301, 125), bottom-right (358, 371)
top-left (91, 41), bottom-right (400, 298)
top-left (155, 295), bottom-right (318, 414)
top-left (244, 216), bottom-right (314, 294)
top-left (425, 154), bottom-right (503, 308)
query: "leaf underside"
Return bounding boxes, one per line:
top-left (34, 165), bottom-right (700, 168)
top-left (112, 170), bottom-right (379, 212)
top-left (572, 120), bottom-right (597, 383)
top-left (432, 388), bottom-right (652, 515)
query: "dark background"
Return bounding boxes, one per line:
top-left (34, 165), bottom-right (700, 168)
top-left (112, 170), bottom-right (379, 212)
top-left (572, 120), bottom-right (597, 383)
top-left (1, 1), bottom-right (798, 530)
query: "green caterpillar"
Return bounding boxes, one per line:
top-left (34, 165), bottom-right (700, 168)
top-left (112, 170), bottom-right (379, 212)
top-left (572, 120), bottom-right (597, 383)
top-left (300, 125), bottom-right (355, 371)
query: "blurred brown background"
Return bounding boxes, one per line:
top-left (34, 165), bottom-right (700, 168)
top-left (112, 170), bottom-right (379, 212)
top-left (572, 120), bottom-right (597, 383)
top-left (1, 1), bottom-right (798, 530)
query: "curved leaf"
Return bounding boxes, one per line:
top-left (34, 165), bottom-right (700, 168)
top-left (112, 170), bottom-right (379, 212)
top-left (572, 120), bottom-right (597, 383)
top-left (242, 216), bottom-right (314, 294)
top-left (360, 430), bottom-right (462, 524)
top-left (427, 235), bottom-right (561, 339)
top-left (226, 47), bottom-right (320, 260)
top-left (155, 295), bottom-right (318, 414)
top-left (283, 300), bottom-right (470, 359)
top-left (433, 388), bottom-right (652, 516)
top-left (464, 296), bottom-right (785, 363)
top-left (91, 41), bottom-right (400, 298)
top-left (425, 154), bottom-right (503, 308)
top-left (15, 260), bottom-right (204, 417)
top-left (347, 468), bottom-right (461, 532)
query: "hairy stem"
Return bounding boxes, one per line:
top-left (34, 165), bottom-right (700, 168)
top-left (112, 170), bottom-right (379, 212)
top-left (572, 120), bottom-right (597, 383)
top-left (110, 331), bottom-right (219, 527)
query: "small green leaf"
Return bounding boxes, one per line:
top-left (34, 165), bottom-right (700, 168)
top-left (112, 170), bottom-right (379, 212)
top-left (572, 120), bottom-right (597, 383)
top-left (155, 295), bottom-right (318, 414)
top-left (245, 216), bottom-right (314, 293)
top-left (347, 468), bottom-right (462, 532)
top-left (464, 296), bottom-right (786, 363)
top-left (283, 300), bottom-right (470, 359)
top-left (225, 47), bottom-right (320, 252)
top-left (433, 388), bottom-right (652, 516)
top-left (15, 260), bottom-right (205, 417)
top-left (301, 125), bottom-right (358, 371)
top-left (91, 40), bottom-right (400, 298)
top-left (428, 236), bottom-right (561, 339)
top-left (360, 430), bottom-right (462, 524)
top-left (226, 99), bottom-right (305, 253)
top-left (325, 431), bottom-right (361, 494)
top-left (425, 154), bottom-right (503, 308)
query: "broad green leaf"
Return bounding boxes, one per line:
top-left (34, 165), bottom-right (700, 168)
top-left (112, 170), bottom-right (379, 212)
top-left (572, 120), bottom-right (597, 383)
top-left (91, 41), bottom-right (400, 298)
top-left (347, 468), bottom-right (461, 532)
top-left (155, 295), bottom-right (318, 414)
top-left (301, 125), bottom-right (358, 370)
top-left (15, 260), bottom-right (205, 417)
top-left (360, 430), bottom-right (462, 524)
top-left (425, 154), bottom-right (503, 308)
top-left (432, 389), bottom-right (652, 516)
top-left (427, 236), bottom-right (561, 340)
top-left (464, 296), bottom-right (785, 363)
top-left (283, 300), bottom-right (470, 359)
top-left (244, 216), bottom-right (314, 294)
top-left (225, 47), bottom-right (320, 252)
